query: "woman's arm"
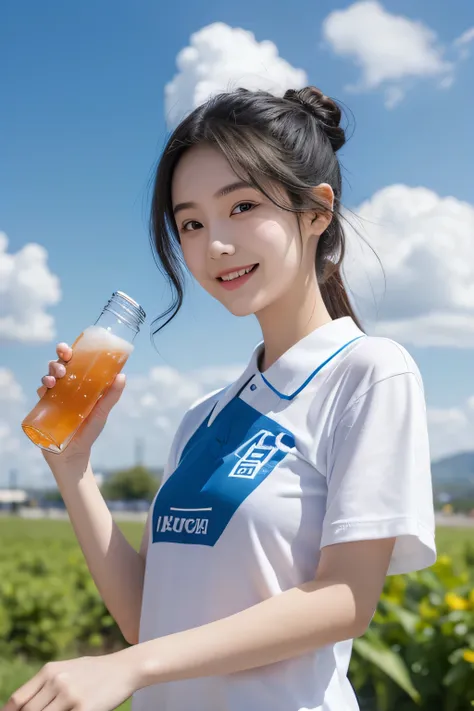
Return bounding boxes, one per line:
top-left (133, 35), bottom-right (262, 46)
top-left (3, 537), bottom-right (396, 710)
top-left (55, 461), bottom-right (147, 645)
top-left (127, 537), bottom-right (395, 687)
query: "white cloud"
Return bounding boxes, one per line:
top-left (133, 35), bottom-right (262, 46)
top-left (0, 368), bottom-right (46, 487)
top-left (384, 86), bottom-right (405, 110)
top-left (0, 368), bottom-right (25, 404)
top-left (0, 232), bottom-right (61, 344)
top-left (454, 27), bottom-right (474, 47)
top-left (322, 1), bottom-right (454, 108)
top-left (343, 185), bottom-right (474, 348)
top-left (428, 395), bottom-right (474, 460)
top-left (0, 421), bottom-right (22, 457)
top-left (165, 22), bottom-right (307, 129)
top-left (454, 26), bottom-right (474, 59)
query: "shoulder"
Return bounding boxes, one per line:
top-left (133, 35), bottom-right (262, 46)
top-left (325, 335), bottom-right (425, 422)
top-left (342, 334), bottom-right (424, 393)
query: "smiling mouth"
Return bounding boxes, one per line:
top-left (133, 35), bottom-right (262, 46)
top-left (217, 264), bottom-right (259, 282)
top-left (216, 264), bottom-right (259, 291)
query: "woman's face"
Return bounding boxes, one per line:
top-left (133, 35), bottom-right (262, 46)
top-left (171, 144), bottom-right (313, 318)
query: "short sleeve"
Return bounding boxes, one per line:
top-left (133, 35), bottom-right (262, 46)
top-left (321, 372), bottom-right (436, 575)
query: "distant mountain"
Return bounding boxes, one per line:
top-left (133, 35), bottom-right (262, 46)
top-left (432, 451), bottom-right (474, 498)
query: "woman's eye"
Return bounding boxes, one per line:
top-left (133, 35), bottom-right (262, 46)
top-left (232, 202), bottom-right (256, 215)
top-left (182, 220), bottom-right (203, 232)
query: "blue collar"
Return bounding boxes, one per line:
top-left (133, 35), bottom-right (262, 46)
top-left (251, 317), bottom-right (366, 401)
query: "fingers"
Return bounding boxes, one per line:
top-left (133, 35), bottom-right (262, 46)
top-left (10, 682), bottom-right (55, 711)
top-left (38, 345), bottom-right (71, 398)
top-left (41, 374), bottom-right (56, 389)
top-left (3, 667), bottom-right (49, 709)
top-left (48, 360), bottom-right (66, 379)
top-left (56, 343), bottom-right (72, 363)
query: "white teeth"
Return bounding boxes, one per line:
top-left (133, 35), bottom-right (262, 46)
top-left (221, 266), bottom-right (255, 282)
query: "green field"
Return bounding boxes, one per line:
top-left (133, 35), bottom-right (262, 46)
top-left (435, 525), bottom-right (474, 568)
top-left (1, 517), bottom-right (472, 708)
top-left (0, 518), bottom-right (145, 708)
top-left (1, 516), bottom-right (472, 566)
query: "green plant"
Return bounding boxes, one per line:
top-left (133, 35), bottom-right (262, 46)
top-left (0, 540), bottom-right (126, 661)
top-left (349, 554), bottom-right (474, 710)
top-left (101, 465), bottom-right (159, 501)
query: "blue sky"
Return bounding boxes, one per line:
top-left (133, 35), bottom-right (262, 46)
top-left (1, 0), bottom-right (473, 486)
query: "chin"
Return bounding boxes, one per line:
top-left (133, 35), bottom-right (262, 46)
top-left (230, 308), bottom-right (255, 318)
top-left (224, 302), bottom-right (255, 317)
top-left (223, 294), bottom-right (270, 318)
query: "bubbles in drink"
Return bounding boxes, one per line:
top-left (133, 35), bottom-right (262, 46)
top-left (76, 326), bottom-right (135, 354)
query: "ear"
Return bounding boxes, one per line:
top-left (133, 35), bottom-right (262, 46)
top-left (305, 183), bottom-right (335, 237)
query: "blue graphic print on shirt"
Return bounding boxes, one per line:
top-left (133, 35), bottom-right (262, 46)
top-left (151, 396), bottom-right (295, 546)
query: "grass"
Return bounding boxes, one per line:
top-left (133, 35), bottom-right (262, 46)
top-left (0, 516), bottom-right (472, 706)
top-left (0, 516), bottom-right (144, 549)
top-left (434, 525), bottom-right (474, 569)
top-left (1, 516), bottom-right (472, 566)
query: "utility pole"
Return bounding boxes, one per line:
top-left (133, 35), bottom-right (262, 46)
top-left (134, 437), bottom-right (144, 467)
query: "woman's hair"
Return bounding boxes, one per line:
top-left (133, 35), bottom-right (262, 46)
top-left (149, 85), bottom-right (363, 333)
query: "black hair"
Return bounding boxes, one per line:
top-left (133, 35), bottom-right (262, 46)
top-left (149, 85), bottom-right (363, 333)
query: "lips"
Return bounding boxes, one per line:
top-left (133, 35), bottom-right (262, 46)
top-left (216, 264), bottom-right (258, 281)
top-left (217, 264), bottom-right (259, 291)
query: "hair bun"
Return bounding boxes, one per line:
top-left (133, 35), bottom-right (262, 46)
top-left (284, 86), bottom-right (345, 152)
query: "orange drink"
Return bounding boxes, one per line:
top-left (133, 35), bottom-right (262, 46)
top-left (21, 291), bottom-right (145, 454)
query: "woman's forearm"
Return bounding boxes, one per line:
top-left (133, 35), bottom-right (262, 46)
top-left (55, 462), bottom-right (146, 644)
top-left (122, 537), bottom-right (395, 690)
top-left (127, 578), bottom-right (363, 687)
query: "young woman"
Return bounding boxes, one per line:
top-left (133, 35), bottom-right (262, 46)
top-left (7, 86), bottom-right (436, 711)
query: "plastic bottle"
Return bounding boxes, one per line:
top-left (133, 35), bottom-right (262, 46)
top-left (21, 291), bottom-right (145, 454)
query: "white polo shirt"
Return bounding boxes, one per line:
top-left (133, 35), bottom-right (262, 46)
top-left (133, 316), bottom-right (436, 711)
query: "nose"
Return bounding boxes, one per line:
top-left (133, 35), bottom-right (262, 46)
top-left (208, 235), bottom-right (236, 260)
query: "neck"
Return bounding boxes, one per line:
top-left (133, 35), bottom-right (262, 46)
top-left (256, 268), bottom-right (333, 372)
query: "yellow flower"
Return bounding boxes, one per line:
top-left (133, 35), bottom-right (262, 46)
top-left (437, 554), bottom-right (452, 566)
top-left (384, 594), bottom-right (401, 605)
top-left (463, 649), bottom-right (474, 664)
top-left (419, 599), bottom-right (439, 620)
top-left (469, 589), bottom-right (474, 609)
top-left (445, 592), bottom-right (469, 611)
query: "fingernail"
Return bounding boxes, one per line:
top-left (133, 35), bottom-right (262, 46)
top-left (57, 364), bottom-right (66, 376)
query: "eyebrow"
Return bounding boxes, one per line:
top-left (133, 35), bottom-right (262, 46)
top-left (173, 180), bottom-right (253, 216)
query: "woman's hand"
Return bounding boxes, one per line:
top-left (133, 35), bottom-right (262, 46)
top-left (2, 651), bottom-right (138, 711)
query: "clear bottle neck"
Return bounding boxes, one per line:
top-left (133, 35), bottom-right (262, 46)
top-left (94, 291), bottom-right (146, 343)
